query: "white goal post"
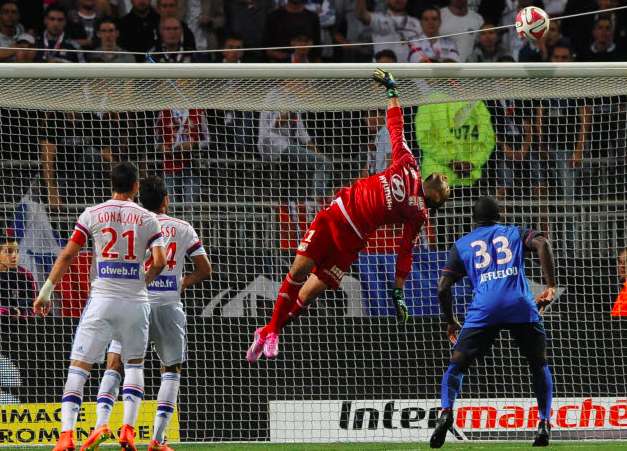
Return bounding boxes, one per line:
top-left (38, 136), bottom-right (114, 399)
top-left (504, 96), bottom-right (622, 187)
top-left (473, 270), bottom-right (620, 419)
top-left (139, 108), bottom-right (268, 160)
top-left (0, 62), bottom-right (625, 445)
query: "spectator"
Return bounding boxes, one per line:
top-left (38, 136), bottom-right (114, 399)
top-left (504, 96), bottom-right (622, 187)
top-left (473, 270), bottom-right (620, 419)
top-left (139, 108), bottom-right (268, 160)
top-left (518, 18), bottom-right (563, 62)
top-left (155, 106), bottom-right (209, 204)
top-left (40, 112), bottom-right (111, 209)
top-left (468, 22), bottom-right (509, 62)
top-left (88, 16), bottom-right (135, 62)
top-left (67, 0), bottom-right (102, 49)
top-left (408, 6), bottom-right (459, 62)
top-left (290, 34), bottom-right (313, 63)
top-left (335, 0), bottom-right (385, 62)
top-left (415, 96), bottom-right (495, 187)
top-left (536, 41), bottom-right (589, 240)
top-left (304, 0), bottom-right (336, 60)
top-left (118, 0), bottom-right (159, 62)
top-left (35, 5), bottom-right (85, 63)
top-left (499, 0), bottom-right (544, 61)
top-left (487, 95), bottom-right (534, 199)
top-left (578, 15), bottom-right (624, 62)
top-left (611, 247), bottom-right (627, 316)
top-left (562, 0), bottom-right (627, 57)
top-left (150, 16), bottom-right (197, 62)
top-left (355, 0), bottom-right (422, 62)
top-left (0, 0), bottom-right (24, 62)
top-left (439, 0), bottom-right (483, 62)
top-left (224, 0), bottom-right (274, 62)
top-left (181, 0), bottom-right (223, 61)
top-left (264, 0), bottom-right (321, 63)
top-left (258, 86), bottom-right (331, 201)
top-left (374, 47), bottom-right (397, 63)
top-left (14, 33), bottom-right (36, 62)
top-left (222, 33), bottom-right (244, 63)
top-left (0, 231), bottom-right (37, 318)
top-left (157, 0), bottom-right (196, 51)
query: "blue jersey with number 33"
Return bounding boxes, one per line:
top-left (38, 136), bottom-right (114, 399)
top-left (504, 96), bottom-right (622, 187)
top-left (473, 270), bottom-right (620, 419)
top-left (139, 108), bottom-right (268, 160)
top-left (443, 224), bottom-right (541, 328)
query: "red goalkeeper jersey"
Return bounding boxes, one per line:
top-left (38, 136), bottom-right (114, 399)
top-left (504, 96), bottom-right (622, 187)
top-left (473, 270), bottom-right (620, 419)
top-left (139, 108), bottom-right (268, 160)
top-left (332, 106), bottom-right (429, 279)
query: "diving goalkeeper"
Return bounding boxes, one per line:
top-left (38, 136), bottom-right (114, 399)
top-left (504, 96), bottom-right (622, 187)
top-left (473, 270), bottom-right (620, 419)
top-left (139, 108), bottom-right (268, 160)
top-left (247, 69), bottom-right (451, 363)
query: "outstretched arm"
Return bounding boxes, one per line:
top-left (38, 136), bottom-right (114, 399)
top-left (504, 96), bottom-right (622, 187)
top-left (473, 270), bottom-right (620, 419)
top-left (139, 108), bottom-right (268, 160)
top-left (373, 69), bottom-right (414, 163)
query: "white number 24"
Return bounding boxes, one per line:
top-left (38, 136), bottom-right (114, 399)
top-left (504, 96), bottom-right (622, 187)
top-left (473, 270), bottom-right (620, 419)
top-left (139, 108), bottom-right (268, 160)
top-left (470, 236), bottom-right (513, 269)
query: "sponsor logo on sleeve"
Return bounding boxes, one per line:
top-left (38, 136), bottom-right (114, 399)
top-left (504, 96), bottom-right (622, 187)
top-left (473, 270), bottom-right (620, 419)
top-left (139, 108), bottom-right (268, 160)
top-left (390, 174), bottom-right (406, 202)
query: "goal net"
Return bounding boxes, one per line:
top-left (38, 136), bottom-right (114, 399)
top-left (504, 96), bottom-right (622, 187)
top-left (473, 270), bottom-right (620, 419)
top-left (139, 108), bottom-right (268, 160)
top-left (0, 62), bottom-right (625, 445)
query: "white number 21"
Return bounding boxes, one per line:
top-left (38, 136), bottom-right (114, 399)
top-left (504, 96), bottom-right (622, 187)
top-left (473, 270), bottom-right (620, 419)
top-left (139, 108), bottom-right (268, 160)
top-left (470, 236), bottom-right (513, 269)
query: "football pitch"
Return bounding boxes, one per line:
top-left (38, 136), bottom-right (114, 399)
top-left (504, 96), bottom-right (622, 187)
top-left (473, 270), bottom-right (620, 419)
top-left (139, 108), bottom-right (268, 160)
top-left (10, 443), bottom-right (627, 450)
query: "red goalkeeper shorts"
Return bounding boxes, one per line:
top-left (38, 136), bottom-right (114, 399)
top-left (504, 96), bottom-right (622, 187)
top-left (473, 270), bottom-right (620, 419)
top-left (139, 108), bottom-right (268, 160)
top-left (295, 203), bottom-right (365, 289)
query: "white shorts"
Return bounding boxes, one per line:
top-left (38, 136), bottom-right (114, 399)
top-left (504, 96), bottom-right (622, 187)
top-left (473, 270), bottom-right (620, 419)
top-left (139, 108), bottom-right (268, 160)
top-left (109, 303), bottom-right (186, 367)
top-left (71, 298), bottom-right (150, 365)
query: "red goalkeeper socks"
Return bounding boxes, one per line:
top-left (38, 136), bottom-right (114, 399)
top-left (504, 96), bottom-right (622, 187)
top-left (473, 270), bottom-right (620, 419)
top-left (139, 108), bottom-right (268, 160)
top-left (287, 296), bottom-right (308, 320)
top-left (265, 273), bottom-right (304, 335)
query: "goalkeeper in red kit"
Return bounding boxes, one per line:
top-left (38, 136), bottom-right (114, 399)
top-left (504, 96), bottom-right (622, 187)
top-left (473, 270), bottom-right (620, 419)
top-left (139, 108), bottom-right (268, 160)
top-left (246, 69), bottom-right (451, 363)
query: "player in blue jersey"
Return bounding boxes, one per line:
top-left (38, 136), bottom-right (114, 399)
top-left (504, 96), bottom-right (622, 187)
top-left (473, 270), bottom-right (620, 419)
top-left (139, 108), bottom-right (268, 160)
top-left (430, 196), bottom-right (556, 449)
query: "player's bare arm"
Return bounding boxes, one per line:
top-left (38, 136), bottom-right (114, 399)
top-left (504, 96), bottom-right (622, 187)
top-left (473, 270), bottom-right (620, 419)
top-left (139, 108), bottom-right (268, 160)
top-left (145, 245), bottom-right (167, 285)
top-left (437, 273), bottom-right (463, 344)
top-left (529, 235), bottom-right (557, 313)
top-left (33, 240), bottom-right (82, 317)
top-left (181, 254), bottom-right (212, 292)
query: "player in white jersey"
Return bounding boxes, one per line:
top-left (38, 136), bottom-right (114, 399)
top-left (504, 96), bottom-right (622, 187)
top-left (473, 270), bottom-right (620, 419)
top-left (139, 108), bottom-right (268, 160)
top-left (81, 175), bottom-right (211, 451)
top-left (33, 162), bottom-right (167, 451)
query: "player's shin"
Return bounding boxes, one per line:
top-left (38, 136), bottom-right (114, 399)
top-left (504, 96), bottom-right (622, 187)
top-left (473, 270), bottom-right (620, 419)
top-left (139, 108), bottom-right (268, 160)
top-left (441, 362), bottom-right (464, 410)
top-left (95, 369), bottom-right (121, 428)
top-left (60, 366), bottom-right (90, 432)
top-left (266, 273), bottom-right (304, 335)
top-left (287, 296), bottom-right (308, 322)
top-left (531, 363), bottom-right (553, 421)
top-left (153, 372), bottom-right (181, 443)
top-left (122, 364), bottom-right (144, 426)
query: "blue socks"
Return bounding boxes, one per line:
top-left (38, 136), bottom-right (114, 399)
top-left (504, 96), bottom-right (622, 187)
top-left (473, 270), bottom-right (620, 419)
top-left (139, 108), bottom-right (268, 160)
top-left (441, 363), bottom-right (464, 409)
top-left (532, 364), bottom-right (553, 420)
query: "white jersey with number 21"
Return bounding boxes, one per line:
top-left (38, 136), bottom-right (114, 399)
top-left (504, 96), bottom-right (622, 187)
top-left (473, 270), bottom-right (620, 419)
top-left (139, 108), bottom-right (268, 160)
top-left (71, 199), bottom-right (164, 303)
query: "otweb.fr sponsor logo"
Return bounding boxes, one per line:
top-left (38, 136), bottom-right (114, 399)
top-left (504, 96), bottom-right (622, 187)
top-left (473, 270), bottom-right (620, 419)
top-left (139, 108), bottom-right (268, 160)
top-left (98, 262), bottom-right (140, 280)
top-left (148, 275), bottom-right (178, 292)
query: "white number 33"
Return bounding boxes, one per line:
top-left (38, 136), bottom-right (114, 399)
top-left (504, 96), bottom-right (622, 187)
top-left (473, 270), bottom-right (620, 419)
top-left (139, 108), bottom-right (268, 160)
top-left (471, 236), bottom-right (513, 269)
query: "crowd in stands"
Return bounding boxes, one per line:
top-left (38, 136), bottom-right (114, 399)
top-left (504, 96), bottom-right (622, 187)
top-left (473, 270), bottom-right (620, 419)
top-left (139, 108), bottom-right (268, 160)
top-left (0, 0), bottom-right (624, 63)
top-left (0, 0), bottom-right (625, 316)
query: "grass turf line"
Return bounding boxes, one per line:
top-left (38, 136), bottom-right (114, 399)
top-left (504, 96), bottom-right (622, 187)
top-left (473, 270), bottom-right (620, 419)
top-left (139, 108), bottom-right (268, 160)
top-left (6, 443), bottom-right (627, 450)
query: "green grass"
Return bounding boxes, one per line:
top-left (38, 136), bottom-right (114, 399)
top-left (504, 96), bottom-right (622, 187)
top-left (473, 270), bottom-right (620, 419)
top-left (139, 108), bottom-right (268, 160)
top-left (7, 443), bottom-right (627, 450)
top-left (11, 442), bottom-right (627, 451)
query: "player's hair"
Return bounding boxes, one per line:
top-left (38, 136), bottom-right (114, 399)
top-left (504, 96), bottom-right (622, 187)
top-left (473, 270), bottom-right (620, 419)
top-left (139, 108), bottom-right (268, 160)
top-left (139, 175), bottom-right (168, 213)
top-left (473, 196), bottom-right (501, 225)
top-left (111, 161), bottom-right (139, 194)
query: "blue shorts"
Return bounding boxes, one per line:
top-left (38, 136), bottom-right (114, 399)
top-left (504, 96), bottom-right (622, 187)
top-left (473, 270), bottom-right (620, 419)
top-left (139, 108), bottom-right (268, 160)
top-left (454, 322), bottom-right (547, 364)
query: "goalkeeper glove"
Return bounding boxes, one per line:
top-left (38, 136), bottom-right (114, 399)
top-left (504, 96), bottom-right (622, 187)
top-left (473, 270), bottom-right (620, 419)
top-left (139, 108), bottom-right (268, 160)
top-left (373, 68), bottom-right (399, 99)
top-left (391, 288), bottom-right (409, 323)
